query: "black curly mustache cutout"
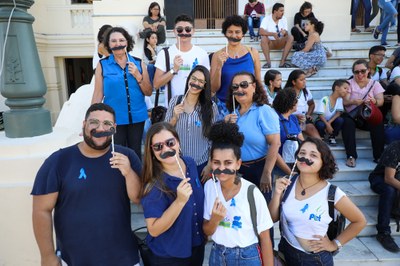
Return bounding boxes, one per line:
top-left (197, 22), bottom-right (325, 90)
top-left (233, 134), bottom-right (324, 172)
top-left (91, 127), bottom-right (116, 138)
top-left (226, 37), bottom-right (241, 42)
top-left (160, 150), bottom-right (176, 159)
top-left (177, 33), bottom-right (192, 38)
top-left (213, 168), bottom-right (236, 175)
top-left (110, 45), bottom-right (126, 51)
top-left (190, 83), bottom-right (203, 90)
top-left (297, 156), bottom-right (314, 166)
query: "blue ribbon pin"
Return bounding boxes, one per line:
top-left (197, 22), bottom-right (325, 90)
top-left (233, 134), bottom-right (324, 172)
top-left (78, 168), bottom-right (87, 180)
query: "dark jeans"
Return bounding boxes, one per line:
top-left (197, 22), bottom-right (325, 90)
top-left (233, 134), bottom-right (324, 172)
top-left (239, 158), bottom-right (274, 246)
top-left (351, 0), bottom-right (372, 28)
top-left (247, 16), bottom-right (262, 38)
top-left (279, 237), bottom-right (333, 266)
top-left (341, 113), bottom-right (385, 160)
top-left (115, 122), bottom-right (145, 160)
top-left (149, 244), bottom-right (204, 266)
top-left (291, 26), bottom-right (307, 43)
top-left (315, 117), bottom-right (344, 138)
top-left (369, 174), bottom-right (397, 234)
top-left (209, 242), bottom-right (261, 266)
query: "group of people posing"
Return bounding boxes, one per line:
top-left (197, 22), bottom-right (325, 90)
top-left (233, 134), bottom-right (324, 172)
top-left (30, 1), bottom-right (400, 265)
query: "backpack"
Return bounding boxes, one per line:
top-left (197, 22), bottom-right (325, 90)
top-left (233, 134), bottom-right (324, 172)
top-left (281, 175), bottom-right (346, 255)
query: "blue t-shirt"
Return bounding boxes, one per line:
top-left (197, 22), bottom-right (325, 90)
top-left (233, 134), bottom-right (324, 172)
top-left (236, 103), bottom-right (280, 161)
top-left (217, 52), bottom-right (255, 103)
top-left (277, 112), bottom-right (301, 154)
top-left (101, 54), bottom-right (148, 125)
top-left (31, 144), bottom-right (142, 265)
top-left (141, 156), bottom-right (204, 258)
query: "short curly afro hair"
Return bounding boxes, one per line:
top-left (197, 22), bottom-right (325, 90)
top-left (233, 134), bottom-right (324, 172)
top-left (273, 87), bottom-right (298, 114)
top-left (222, 15), bottom-right (248, 35)
top-left (209, 121), bottom-right (244, 160)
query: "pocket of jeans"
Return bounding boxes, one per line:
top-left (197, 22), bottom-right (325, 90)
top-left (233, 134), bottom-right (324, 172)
top-left (239, 246), bottom-right (260, 260)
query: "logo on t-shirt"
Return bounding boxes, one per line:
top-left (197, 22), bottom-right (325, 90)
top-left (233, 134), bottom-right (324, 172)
top-left (78, 168), bottom-right (87, 180)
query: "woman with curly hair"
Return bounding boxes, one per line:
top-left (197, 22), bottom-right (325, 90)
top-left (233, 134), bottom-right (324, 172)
top-left (211, 15), bottom-right (262, 117)
top-left (273, 88), bottom-right (304, 174)
top-left (269, 137), bottom-right (366, 266)
top-left (224, 71), bottom-right (280, 203)
top-left (203, 121), bottom-right (274, 265)
top-left (140, 122), bottom-right (205, 265)
top-left (165, 65), bottom-right (218, 177)
top-left (92, 26), bottom-right (152, 159)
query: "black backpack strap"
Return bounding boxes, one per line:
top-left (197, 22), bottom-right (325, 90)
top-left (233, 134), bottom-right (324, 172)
top-left (247, 184), bottom-right (259, 241)
top-left (328, 184), bottom-right (337, 220)
top-left (281, 174), bottom-right (299, 203)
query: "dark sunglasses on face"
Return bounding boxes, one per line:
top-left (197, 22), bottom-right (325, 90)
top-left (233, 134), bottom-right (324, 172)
top-left (353, 69), bottom-right (367, 75)
top-left (175, 26), bottom-right (192, 34)
top-left (231, 81), bottom-right (254, 91)
top-left (151, 138), bottom-right (177, 152)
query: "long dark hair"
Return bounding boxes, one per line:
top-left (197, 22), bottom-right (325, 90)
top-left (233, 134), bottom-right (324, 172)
top-left (309, 17), bottom-right (324, 35)
top-left (184, 65), bottom-right (214, 137)
top-left (143, 31), bottom-right (157, 60)
top-left (284, 69), bottom-right (308, 99)
top-left (148, 2), bottom-right (162, 17)
top-left (141, 122), bottom-right (181, 198)
top-left (226, 71), bottom-right (268, 112)
top-left (264, 69), bottom-right (282, 91)
top-left (294, 137), bottom-right (338, 180)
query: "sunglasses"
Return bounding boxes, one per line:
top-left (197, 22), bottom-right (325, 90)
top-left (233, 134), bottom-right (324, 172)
top-left (151, 138), bottom-right (177, 152)
top-left (353, 69), bottom-right (367, 75)
top-left (175, 26), bottom-right (192, 34)
top-left (231, 81), bottom-right (254, 91)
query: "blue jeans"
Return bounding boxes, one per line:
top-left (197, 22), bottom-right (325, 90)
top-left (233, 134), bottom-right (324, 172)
top-left (279, 237), bottom-right (333, 266)
top-left (378, 0), bottom-right (398, 44)
top-left (315, 117), bottom-right (344, 138)
top-left (209, 242), bottom-right (261, 266)
top-left (247, 16), bottom-right (263, 38)
top-left (352, 0), bottom-right (372, 28)
top-left (369, 174), bottom-right (397, 234)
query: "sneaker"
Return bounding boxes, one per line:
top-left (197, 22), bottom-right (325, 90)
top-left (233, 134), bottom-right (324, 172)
top-left (376, 233), bottom-right (400, 252)
top-left (373, 27), bottom-right (381, 39)
top-left (328, 137), bottom-right (337, 146)
top-left (382, 42), bottom-right (391, 47)
top-left (250, 37), bottom-right (255, 42)
top-left (262, 62), bottom-right (271, 69)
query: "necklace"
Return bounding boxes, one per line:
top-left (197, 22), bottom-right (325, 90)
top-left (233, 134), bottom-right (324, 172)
top-left (298, 178), bottom-right (321, 196)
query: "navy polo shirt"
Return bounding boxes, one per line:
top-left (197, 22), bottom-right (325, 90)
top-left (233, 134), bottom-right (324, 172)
top-left (277, 112), bottom-right (301, 154)
top-left (141, 156), bottom-right (204, 258)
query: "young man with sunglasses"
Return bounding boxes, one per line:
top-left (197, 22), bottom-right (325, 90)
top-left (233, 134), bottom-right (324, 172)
top-left (153, 14), bottom-right (210, 107)
top-left (31, 103), bottom-right (142, 266)
top-left (259, 2), bottom-right (294, 69)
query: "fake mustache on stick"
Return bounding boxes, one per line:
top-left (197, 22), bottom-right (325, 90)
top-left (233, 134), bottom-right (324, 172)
top-left (177, 33), bottom-right (192, 38)
top-left (91, 127), bottom-right (116, 138)
top-left (213, 168), bottom-right (236, 175)
top-left (110, 45), bottom-right (127, 51)
top-left (297, 156), bottom-right (314, 166)
top-left (226, 37), bottom-right (241, 43)
top-left (233, 91), bottom-right (245, 96)
top-left (160, 149), bottom-right (176, 159)
top-left (190, 83), bottom-right (203, 90)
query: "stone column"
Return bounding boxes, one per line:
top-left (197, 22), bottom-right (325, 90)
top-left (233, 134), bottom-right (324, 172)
top-left (0, 0), bottom-right (52, 137)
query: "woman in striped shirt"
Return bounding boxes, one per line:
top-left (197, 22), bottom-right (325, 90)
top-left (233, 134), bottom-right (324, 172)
top-left (165, 65), bottom-right (218, 178)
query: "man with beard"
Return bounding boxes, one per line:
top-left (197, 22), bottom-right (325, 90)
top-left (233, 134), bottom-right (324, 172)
top-left (31, 103), bottom-right (142, 265)
top-left (259, 2), bottom-right (294, 69)
top-left (153, 14), bottom-right (210, 107)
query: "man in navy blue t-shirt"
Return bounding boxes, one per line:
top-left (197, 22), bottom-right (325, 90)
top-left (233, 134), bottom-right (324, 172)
top-left (31, 103), bottom-right (142, 265)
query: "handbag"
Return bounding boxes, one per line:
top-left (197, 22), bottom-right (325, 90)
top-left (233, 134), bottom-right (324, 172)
top-left (347, 81), bottom-right (383, 127)
top-left (150, 88), bottom-right (167, 124)
top-left (248, 185), bottom-right (286, 266)
top-left (132, 226), bottom-right (152, 265)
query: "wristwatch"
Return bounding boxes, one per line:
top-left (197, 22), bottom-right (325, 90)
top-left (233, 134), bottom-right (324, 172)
top-left (169, 69), bottom-right (177, 75)
top-left (334, 239), bottom-right (342, 251)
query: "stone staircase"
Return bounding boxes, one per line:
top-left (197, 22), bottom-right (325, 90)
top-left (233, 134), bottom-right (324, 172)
top-left (131, 29), bottom-right (400, 265)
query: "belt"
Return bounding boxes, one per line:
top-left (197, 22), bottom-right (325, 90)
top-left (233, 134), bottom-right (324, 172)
top-left (241, 156), bottom-right (266, 167)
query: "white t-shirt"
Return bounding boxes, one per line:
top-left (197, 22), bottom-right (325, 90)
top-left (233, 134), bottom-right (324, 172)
top-left (293, 88), bottom-right (313, 115)
top-left (155, 44), bottom-right (210, 107)
top-left (370, 67), bottom-right (388, 82)
top-left (203, 178), bottom-right (273, 248)
top-left (282, 179), bottom-right (346, 250)
top-left (390, 66), bottom-right (400, 83)
top-left (314, 96), bottom-right (344, 121)
top-left (260, 14), bottom-right (288, 41)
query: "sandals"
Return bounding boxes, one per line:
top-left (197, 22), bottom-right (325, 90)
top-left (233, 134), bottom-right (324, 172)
top-left (279, 62), bottom-right (298, 68)
top-left (351, 28), bottom-right (361, 33)
top-left (346, 157), bottom-right (356, 168)
top-left (305, 67), bottom-right (318, 78)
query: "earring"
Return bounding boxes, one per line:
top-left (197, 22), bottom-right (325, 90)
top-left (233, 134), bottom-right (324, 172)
top-left (234, 171), bottom-right (242, 185)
